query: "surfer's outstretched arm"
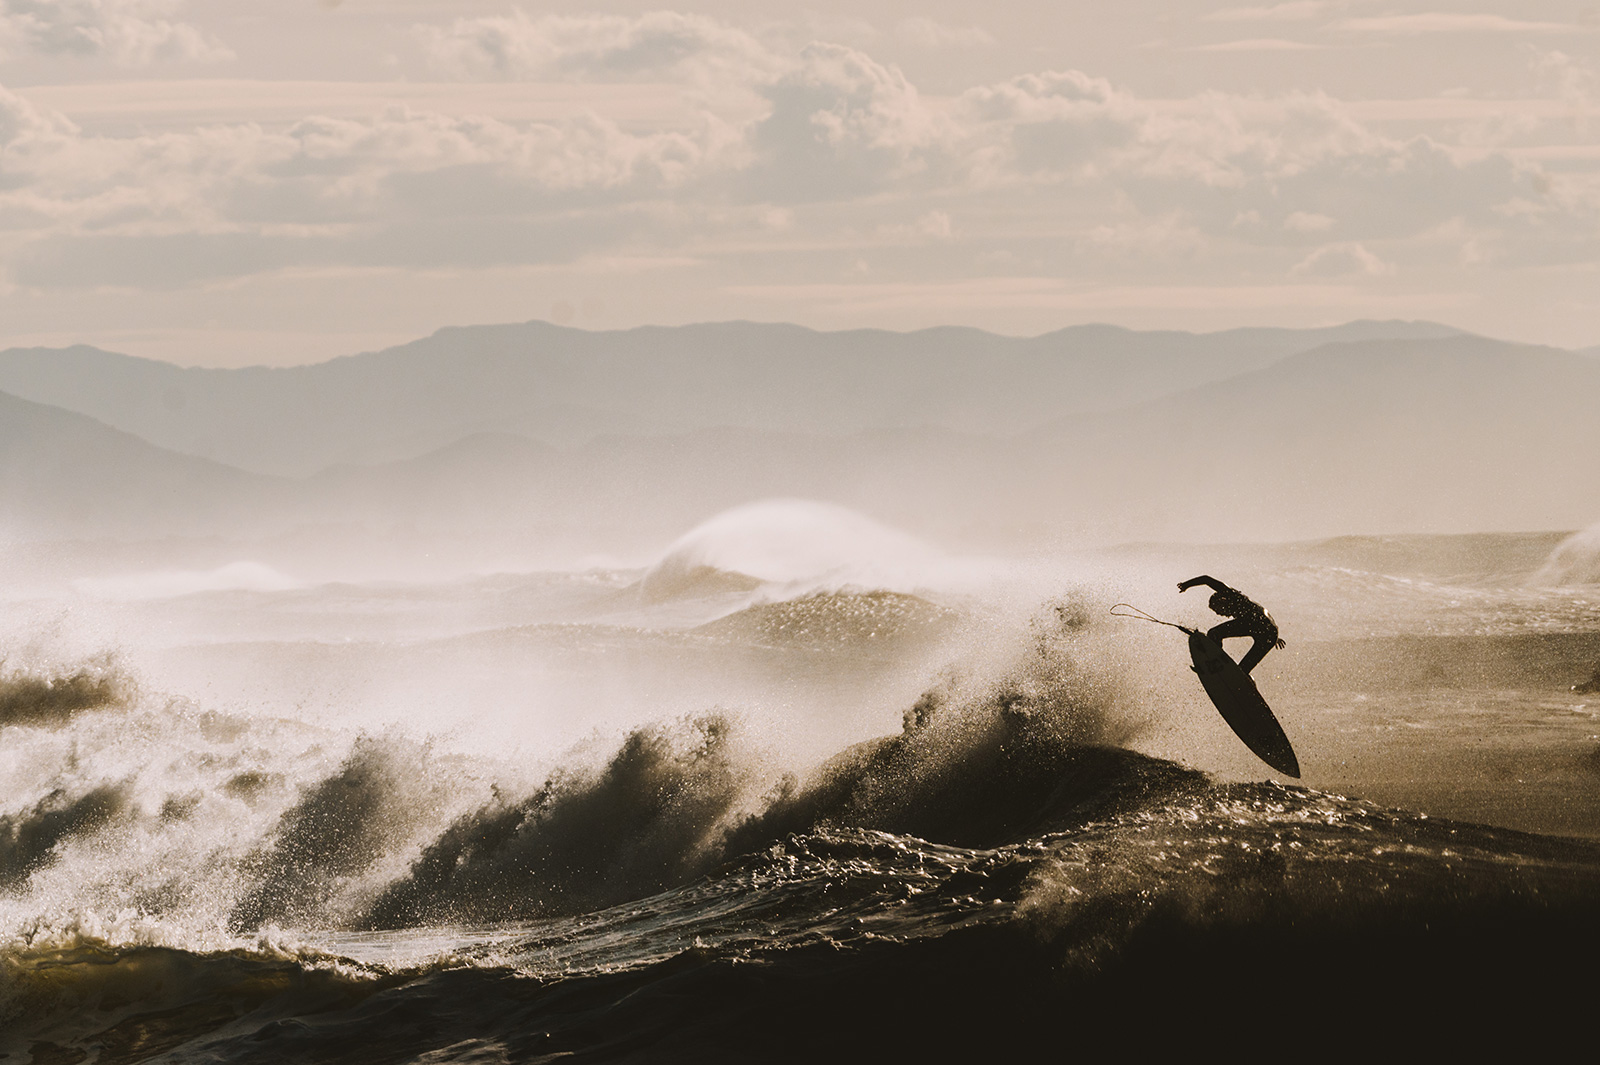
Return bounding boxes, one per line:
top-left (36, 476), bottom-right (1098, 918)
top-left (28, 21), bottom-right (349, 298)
top-left (1178, 575), bottom-right (1230, 594)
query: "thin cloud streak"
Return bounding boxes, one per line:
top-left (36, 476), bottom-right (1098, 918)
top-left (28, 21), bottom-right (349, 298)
top-left (722, 278), bottom-right (1464, 312)
top-left (1334, 14), bottom-right (1593, 36)
top-left (1202, 2), bottom-right (1335, 22)
top-left (1193, 38), bottom-right (1322, 51)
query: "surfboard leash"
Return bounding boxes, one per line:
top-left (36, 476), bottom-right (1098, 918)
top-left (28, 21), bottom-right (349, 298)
top-left (1108, 603), bottom-right (1194, 633)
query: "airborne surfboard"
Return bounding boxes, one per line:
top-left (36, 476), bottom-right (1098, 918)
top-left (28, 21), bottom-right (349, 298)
top-left (1184, 627), bottom-right (1300, 778)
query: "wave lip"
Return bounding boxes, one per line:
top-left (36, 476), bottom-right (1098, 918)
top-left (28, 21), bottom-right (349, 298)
top-left (640, 499), bottom-right (948, 601)
top-left (0, 660), bottom-right (126, 728)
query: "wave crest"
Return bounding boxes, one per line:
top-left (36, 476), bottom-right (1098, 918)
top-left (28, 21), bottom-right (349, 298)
top-left (640, 499), bottom-right (946, 601)
top-left (363, 598), bottom-right (1158, 928)
top-left (229, 736), bottom-right (445, 932)
top-left (1, 783), bottom-right (133, 891)
top-left (0, 657), bottom-right (128, 729)
top-left (363, 715), bottom-right (753, 929)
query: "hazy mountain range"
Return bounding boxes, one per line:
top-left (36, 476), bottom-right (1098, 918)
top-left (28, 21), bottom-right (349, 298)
top-left (0, 320), bottom-right (1459, 476)
top-left (1, 320), bottom-right (1596, 560)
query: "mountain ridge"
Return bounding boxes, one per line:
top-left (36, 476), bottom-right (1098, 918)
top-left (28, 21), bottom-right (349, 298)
top-left (0, 318), bottom-right (1464, 477)
top-left (3, 325), bottom-right (1594, 553)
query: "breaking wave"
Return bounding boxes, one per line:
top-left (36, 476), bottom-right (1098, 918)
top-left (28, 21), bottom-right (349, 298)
top-left (0, 783), bottom-right (133, 891)
top-left (6, 552), bottom-right (1600, 1059)
top-left (364, 596), bottom-right (1144, 928)
top-left (1534, 521), bottom-right (1600, 585)
top-left (639, 499), bottom-right (953, 601)
top-left (0, 657), bottom-right (127, 728)
top-left (693, 589), bottom-right (964, 650)
top-left (365, 714), bottom-right (752, 929)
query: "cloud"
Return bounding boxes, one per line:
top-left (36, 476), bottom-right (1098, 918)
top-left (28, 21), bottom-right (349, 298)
top-left (416, 9), bottom-right (779, 89)
top-left (1289, 241), bottom-right (1395, 276)
top-left (1284, 211), bottom-right (1335, 232)
top-left (1334, 14), bottom-right (1589, 36)
top-left (0, 90), bottom-right (736, 287)
top-left (0, 11), bottom-right (1593, 294)
top-left (743, 42), bottom-right (955, 202)
top-left (1193, 38), bottom-right (1320, 51)
top-left (0, 0), bottom-right (232, 64)
top-left (874, 209), bottom-right (953, 242)
top-left (1202, 2), bottom-right (1333, 21)
top-left (894, 18), bottom-right (994, 49)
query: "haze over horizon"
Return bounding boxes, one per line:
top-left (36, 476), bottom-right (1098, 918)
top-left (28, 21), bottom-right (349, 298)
top-left (3, 2), bottom-right (1600, 365)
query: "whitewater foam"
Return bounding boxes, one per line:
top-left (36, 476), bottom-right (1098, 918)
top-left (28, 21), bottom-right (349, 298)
top-left (72, 561), bottom-right (305, 601)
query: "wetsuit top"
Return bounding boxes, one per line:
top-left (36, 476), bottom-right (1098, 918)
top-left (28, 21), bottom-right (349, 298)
top-left (1209, 588), bottom-right (1273, 623)
top-left (1209, 588), bottom-right (1275, 632)
top-left (1179, 575), bottom-right (1278, 638)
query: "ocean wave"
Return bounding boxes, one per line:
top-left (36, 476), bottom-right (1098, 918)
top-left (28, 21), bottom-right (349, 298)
top-left (9, 787), bottom-right (1600, 1061)
top-left (0, 933), bottom-right (394, 1061)
top-left (70, 561), bottom-right (306, 600)
top-left (0, 783), bottom-right (133, 891)
top-left (639, 499), bottom-right (987, 602)
top-left (229, 736), bottom-right (452, 933)
top-left (0, 657), bottom-right (128, 729)
top-left (1535, 521), bottom-right (1600, 585)
top-left (692, 589), bottom-right (965, 650)
top-left (363, 599), bottom-right (1147, 929)
top-left (364, 714), bottom-right (752, 929)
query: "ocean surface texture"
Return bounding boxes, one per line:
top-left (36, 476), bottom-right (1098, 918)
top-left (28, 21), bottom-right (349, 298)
top-left (3, 523), bottom-right (1599, 1060)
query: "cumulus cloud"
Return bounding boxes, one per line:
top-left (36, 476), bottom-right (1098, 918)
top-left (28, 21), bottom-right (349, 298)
top-left (743, 42), bottom-right (956, 202)
top-left (0, 0), bottom-right (231, 64)
top-left (0, 10), bottom-right (1592, 292)
top-left (0, 86), bottom-right (734, 286)
top-left (417, 9), bottom-right (779, 90)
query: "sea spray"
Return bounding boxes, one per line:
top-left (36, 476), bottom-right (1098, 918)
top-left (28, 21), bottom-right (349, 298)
top-left (364, 593), bottom-right (1155, 928)
top-left (0, 655), bottom-right (128, 729)
top-left (364, 714), bottom-right (757, 928)
top-left (229, 735), bottom-right (457, 932)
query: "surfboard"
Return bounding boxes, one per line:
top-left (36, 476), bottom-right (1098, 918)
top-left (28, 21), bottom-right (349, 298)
top-left (1185, 629), bottom-right (1300, 778)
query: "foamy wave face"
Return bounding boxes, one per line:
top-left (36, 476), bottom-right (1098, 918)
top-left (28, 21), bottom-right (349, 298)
top-left (0, 672), bottom-right (491, 945)
top-left (72, 562), bottom-right (304, 600)
top-left (640, 499), bottom-right (977, 601)
top-left (364, 596), bottom-right (1148, 929)
top-left (1534, 522), bottom-right (1600, 585)
top-left (0, 586), bottom-right (1145, 946)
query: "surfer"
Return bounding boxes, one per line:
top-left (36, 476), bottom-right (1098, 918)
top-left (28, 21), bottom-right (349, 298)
top-left (1177, 575), bottom-right (1285, 674)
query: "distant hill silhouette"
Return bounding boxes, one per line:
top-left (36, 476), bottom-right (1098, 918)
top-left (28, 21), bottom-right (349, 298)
top-left (0, 390), bottom-right (266, 538)
top-left (1023, 335), bottom-right (1600, 540)
top-left (0, 320), bottom-right (1459, 476)
top-left (3, 325), bottom-right (1595, 552)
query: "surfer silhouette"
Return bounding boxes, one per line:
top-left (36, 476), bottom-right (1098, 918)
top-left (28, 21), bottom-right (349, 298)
top-left (1177, 575), bottom-right (1285, 674)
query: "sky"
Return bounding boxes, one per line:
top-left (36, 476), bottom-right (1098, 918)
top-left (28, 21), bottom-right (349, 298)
top-left (1, 1), bottom-right (1598, 367)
